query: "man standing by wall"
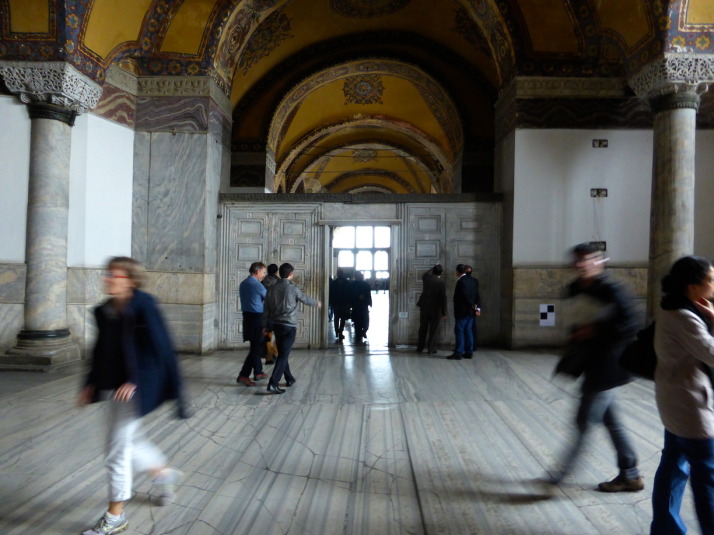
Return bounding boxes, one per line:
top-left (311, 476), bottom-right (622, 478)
top-left (351, 271), bottom-right (372, 345)
top-left (465, 265), bottom-right (481, 351)
top-left (417, 264), bottom-right (447, 354)
top-left (330, 268), bottom-right (352, 342)
top-left (264, 263), bottom-right (321, 394)
top-left (237, 262), bottom-right (268, 386)
top-left (546, 243), bottom-right (642, 493)
top-left (448, 264), bottom-right (478, 360)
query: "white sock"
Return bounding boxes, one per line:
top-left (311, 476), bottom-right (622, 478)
top-left (104, 511), bottom-right (124, 523)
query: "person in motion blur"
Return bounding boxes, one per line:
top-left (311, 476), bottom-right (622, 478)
top-left (78, 256), bottom-right (186, 535)
top-left (545, 243), bottom-right (642, 494)
top-left (237, 262), bottom-right (269, 386)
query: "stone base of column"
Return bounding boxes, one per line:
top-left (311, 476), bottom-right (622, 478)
top-left (0, 330), bottom-right (81, 372)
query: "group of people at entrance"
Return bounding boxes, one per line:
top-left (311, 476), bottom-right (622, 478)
top-left (236, 261), bottom-right (321, 394)
top-left (76, 246), bottom-right (714, 535)
top-left (329, 268), bottom-right (372, 345)
top-left (416, 263), bottom-right (481, 359)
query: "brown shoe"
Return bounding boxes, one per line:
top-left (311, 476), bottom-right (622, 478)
top-left (597, 475), bottom-right (644, 492)
top-left (237, 376), bottom-right (255, 387)
top-left (254, 373), bottom-right (268, 381)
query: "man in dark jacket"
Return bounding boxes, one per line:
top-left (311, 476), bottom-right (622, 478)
top-left (263, 263), bottom-right (321, 394)
top-left (546, 243), bottom-right (642, 494)
top-left (448, 264), bottom-right (479, 360)
top-left (330, 268), bottom-right (352, 341)
top-left (351, 271), bottom-right (372, 344)
top-left (417, 264), bottom-right (447, 354)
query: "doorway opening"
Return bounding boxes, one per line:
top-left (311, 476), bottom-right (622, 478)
top-left (329, 225), bottom-right (390, 347)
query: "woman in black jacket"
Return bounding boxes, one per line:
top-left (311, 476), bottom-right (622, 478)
top-left (78, 257), bottom-right (185, 535)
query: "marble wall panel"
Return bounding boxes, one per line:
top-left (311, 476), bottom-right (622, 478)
top-left (160, 303), bottom-right (201, 352)
top-left (204, 138), bottom-right (222, 272)
top-left (92, 84), bottom-right (136, 128)
top-left (67, 268), bottom-right (104, 305)
top-left (147, 133), bottom-right (208, 272)
top-left (320, 202), bottom-right (398, 221)
top-left (132, 131), bottom-right (151, 262)
top-left (0, 264), bottom-right (25, 303)
top-left (208, 100), bottom-right (231, 147)
top-left (201, 302), bottom-right (216, 353)
top-left (144, 272), bottom-right (211, 305)
top-left (67, 304), bottom-right (96, 356)
top-left (513, 266), bottom-right (647, 299)
top-left (0, 304), bottom-right (22, 353)
top-left (135, 97), bottom-right (209, 132)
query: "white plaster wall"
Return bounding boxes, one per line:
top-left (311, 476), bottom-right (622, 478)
top-left (68, 114), bottom-right (134, 267)
top-left (513, 129), bottom-right (653, 265)
top-left (695, 130), bottom-right (714, 259)
top-left (0, 96), bottom-right (30, 262)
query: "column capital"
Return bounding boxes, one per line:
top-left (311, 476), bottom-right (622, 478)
top-left (0, 61), bottom-right (102, 114)
top-left (629, 53), bottom-right (714, 99)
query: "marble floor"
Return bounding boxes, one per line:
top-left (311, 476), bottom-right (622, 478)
top-left (0, 324), bottom-right (701, 534)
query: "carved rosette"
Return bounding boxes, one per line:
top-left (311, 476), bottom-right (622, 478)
top-left (0, 61), bottom-right (102, 114)
top-left (629, 53), bottom-right (714, 100)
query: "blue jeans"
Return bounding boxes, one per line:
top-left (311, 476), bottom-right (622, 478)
top-left (553, 388), bottom-right (639, 483)
top-left (454, 316), bottom-right (474, 355)
top-left (270, 323), bottom-right (297, 387)
top-left (651, 430), bottom-right (714, 535)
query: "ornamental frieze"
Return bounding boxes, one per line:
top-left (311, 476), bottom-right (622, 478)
top-left (629, 54), bottom-right (714, 98)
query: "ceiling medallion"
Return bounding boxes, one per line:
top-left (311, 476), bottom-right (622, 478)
top-left (343, 74), bottom-right (384, 104)
top-left (330, 0), bottom-right (409, 18)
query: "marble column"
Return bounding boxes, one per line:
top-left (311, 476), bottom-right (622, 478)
top-left (646, 91), bottom-right (700, 316)
top-left (0, 62), bottom-right (102, 370)
top-left (629, 54), bottom-right (714, 318)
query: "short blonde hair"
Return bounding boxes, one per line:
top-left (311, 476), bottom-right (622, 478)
top-left (107, 256), bottom-right (146, 288)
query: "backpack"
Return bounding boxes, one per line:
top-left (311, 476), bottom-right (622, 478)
top-left (619, 322), bottom-right (656, 380)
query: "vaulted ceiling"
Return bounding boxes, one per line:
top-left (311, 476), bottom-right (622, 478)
top-left (2, 0), bottom-right (713, 194)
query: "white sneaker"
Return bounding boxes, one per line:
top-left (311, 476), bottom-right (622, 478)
top-left (154, 468), bottom-right (183, 506)
top-left (82, 514), bottom-right (128, 535)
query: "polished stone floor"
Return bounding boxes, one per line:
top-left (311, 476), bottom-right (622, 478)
top-left (0, 313), bottom-right (701, 534)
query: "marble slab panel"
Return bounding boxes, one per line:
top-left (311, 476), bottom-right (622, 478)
top-left (514, 267), bottom-right (647, 299)
top-left (144, 272), bottom-right (212, 305)
top-left (147, 132), bottom-right (208, 272)
top-left (136, 96), bottom-right (209, 132)
top-left (320, 203), bottom-right (398, 221)
top-left (0, 263), bottom-right (25, 303)
top-left (0, 304), bottom-right (22, 353)
top-left (209, 100), bottom-right (231, 147)
top-left (160, 303), bottom-right (216, 354)
top-left (92, 84), bottom-right (136, 128)
top-left (67, 304), bottom-right (96, 356)
top-left (132, 131), bottom-right (151, 262)
top-left (66, 267), bottom-right (103, 305)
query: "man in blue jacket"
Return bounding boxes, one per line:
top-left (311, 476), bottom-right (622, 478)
top-left (237, 262), bottom-right (268, 386)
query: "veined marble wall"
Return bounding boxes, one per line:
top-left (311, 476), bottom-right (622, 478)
top-left (0, 264), bottom-right (25, 354)
top-left (511, 265), bottom-right (647, 348)
top-left (130, 75), bottom-right (231, 354)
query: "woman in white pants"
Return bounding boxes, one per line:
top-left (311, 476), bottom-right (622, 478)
top-left (78, 257), bottom-right (187, 535)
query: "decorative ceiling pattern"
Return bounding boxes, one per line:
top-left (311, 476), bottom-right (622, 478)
top-left (3, 0), bottom-right (714, 194)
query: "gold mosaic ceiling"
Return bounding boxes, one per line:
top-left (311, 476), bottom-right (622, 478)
top-left (3, 0), bottom-right (713, 194)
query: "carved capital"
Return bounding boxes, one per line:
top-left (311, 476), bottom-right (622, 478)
top-left (650, 91), bottom-right (701, 113)
top-left (0, 61), bottom-right (102, 113)
top-left (629, 53), bottom-right (714, 98)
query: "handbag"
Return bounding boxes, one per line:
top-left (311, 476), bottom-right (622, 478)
top-left (554, 343), bottom-right (589, 378)
top-left (619, 322), bottom-right (656, 380)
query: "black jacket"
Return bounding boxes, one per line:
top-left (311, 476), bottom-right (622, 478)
top-left (86, 289), bottom-right (186, 417)
top-left (566, 274), bottom-right (636, 391)
top-left (418, 269), bottom-right (447, 316)
top-left (453, 274), bottom-right (479, 318)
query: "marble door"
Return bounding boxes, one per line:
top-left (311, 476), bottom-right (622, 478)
top-left (217, 203), bottom-right (323, 349)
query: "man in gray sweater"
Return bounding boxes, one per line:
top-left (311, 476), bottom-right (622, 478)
top-left (263, 263), bottom-right (321, 394)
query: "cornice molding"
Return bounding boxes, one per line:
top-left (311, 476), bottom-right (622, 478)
top-left (0, 61), bottom-right (102, 113)
top-left (104, 65), bottom-right (138, 96)
top-left (136, 76), bottom-right (232, 116)
top-left (497, 76), bottom-right (628, 106)
top-left (629, 53), bottom-right (714, 98)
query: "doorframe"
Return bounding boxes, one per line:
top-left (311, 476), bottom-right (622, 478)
top-left (317, 219), bottom-right (401, 348)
